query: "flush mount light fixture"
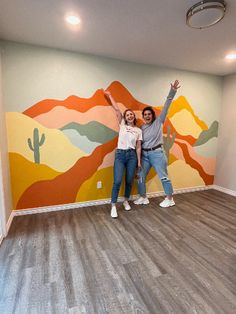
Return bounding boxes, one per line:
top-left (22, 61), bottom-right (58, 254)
top-left (65, 15), bottom-right (81, 25)
top-left (186, 0), bottom-right (226, 29)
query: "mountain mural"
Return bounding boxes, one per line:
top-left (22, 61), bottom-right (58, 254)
top-left (9, 152), bottom-right (61, 208)
top-left (6, 80), bottom-right (218, 210)
top-left (16, 138), bottom-right (117, 209)
top-left (193, 120), bottom-right (219, 146)
top-left (6, 112), bottom-right (87, 172)
top-left (23, 89), bottom-right (108, 117)
top-left (60, 121), bottom-right (118, 144)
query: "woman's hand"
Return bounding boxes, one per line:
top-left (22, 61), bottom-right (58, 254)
top-left (171, 80), bottom-right (181, 91)
top-left (103, 89), bottom-right (122, 123)
top-left (104, 89), bottom-right (112, 98)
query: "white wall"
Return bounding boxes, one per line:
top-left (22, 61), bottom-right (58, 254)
top-left (0, 41), bottom-right (224, 215)
top-left (215, 74), bottom-right (236, 193)
top-left (1, 41), bottom-right (222, 127)
top-left (0, 46), bottom-right (13, 236)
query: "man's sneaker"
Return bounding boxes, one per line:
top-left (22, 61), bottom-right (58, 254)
top-left (111, 205), bottom-right (118, 218)
top-left (134, 196), bottom-right (150, 205)
top-left (123, 200), bottom-right (131, 211)
top-left (159, 197), bottom-right (175, 208)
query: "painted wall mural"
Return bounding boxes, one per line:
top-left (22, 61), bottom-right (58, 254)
top-left (6, 81), bottom-right (218, 210)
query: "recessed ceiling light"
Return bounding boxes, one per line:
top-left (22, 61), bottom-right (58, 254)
top-left (225, 53), bottom-right (236, 60)
top-left (65, 15), bottom-right (81, 25)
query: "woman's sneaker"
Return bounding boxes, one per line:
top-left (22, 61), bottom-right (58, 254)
top-left (111, 205), bottom-right (118, 218)
top-left (123, 200), bottom-right (131, 211)
top-left (159, 197), bottom-right (175, 208)
top-left (134, 197), bottom-right (149, 205)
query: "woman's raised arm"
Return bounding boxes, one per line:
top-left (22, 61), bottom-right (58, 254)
top-left (104, 90), bottom-right (122, 124)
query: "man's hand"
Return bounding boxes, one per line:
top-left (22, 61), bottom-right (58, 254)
top-left (171, 80), bottom-right (180, 91)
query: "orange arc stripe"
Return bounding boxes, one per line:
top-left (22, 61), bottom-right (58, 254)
top-left (16, 137), bottom-right (118, 209)
top-left (175, 140), bottom-right (214, 185)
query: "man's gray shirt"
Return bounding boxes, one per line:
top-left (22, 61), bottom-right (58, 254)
top-left (141, 88), bottom-right (176, 149)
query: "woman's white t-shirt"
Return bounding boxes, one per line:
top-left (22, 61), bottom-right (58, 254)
top-left (117, 119), bottom-right (142, 149)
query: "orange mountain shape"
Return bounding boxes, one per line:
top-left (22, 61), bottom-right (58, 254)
top-left (23, 81), bottom-right (148, 118)
top-left (23, 89), bottom-right (107, 117)
top-left (23, 81), bottom-right (197, 145)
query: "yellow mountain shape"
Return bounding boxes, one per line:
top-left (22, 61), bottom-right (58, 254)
top-left (76, 166), bottom-right (139, 202)
top-left (169, 159), bottom-right (205, 188)
top-left (169, 153), bottom-right (178, 165)
top-left (6, 112), bottom-right (87, 172)
top-left (76, 158), bottom-right (187, 202)
top-left (156, 96), bottom-right (208, 130)
top-left (145, 168), bottom-right (163, 193)
top-left (9, 152), bottom-right (61, 209)
top-left (169, 109), bottom-right (203, 138)
top-left (76, 166), bottom-right (114, 202)
top-left (146, 159), bottom-right (205, 193)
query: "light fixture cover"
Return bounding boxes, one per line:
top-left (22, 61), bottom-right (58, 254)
top-left (186, 0), bottom-right (226, 29)
top-left (65, 15), bottom-right (81, 25)
top-left (225, 53), bottom-right (236, 60)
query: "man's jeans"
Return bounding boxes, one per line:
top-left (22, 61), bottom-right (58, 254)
top-left (138, 149), bottom-right (173, 196)
top-left (111, 149), bottom-right (137, 203)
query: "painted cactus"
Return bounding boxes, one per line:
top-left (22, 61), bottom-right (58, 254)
top-left (163, 125), bottom-right (176, 161)
top-left (28, 128), bottom-right (45, 164)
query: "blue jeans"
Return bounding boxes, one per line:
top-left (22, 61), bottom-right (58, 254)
top-left (138, 149), bottom-right (173, 196)
top-left (111, 149), bottom-right (137, 203)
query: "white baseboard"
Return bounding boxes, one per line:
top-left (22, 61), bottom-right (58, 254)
top-left (0, 210), bottom-right (14, 245)
top-left (212, 185), bottom-right (236, 197)
top-left (14, 198), bottom-right (111, 216)
top-left (14, 185), bottom-right (212, 216)
top-left (6, 210), bottom-right (14, 234)
top-left (147, 185), bottom-right (213, 198)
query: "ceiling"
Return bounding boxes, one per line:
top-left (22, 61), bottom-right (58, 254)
top-left (0, 0), bottom-right (236, 76)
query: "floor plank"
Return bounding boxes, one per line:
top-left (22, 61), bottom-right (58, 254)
top-left (0, 189), bottom-right (236, 313)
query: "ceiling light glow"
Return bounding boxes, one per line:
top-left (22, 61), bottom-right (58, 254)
top-left (225, 53), bottom-right (236, 60)
top-left (65, 15), bottom-right (81, 25)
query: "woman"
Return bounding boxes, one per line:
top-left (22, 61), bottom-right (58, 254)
top-left (134, 80), bottom-right (180, 208)
top-left (104, 90), bottom-right (142, 218)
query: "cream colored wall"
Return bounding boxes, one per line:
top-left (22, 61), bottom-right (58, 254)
top-left (0, 40), bottom-right (224, 211)
top-left (1, 41), bottom-right (222, 127)
top-left (215, 74), bottom-right (236, 193)
top-left (0, 47), bottom-right (12, 235)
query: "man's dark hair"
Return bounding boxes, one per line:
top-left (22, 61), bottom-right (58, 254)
top-left (142, 106), bottom-right (156, 123)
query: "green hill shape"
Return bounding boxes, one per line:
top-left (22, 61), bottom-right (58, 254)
top-left (193, 120), bottom-right (218, 147)
top-left (60, 121), bottom-right (118, 144)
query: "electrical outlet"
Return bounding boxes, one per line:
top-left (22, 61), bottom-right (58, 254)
top-left (97, 181), bottom-right (102, 189)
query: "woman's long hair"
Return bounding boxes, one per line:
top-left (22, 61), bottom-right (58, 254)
top-left (123, 109), bottom-right (137, 125)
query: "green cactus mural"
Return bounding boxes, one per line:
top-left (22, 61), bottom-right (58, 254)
top-left (163, 125), bottom-right (176, 161)
top-left (27, 128), bottom-right (45, 164)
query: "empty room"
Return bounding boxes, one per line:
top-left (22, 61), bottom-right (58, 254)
top-left (0, 0), bottom-right (236, 313)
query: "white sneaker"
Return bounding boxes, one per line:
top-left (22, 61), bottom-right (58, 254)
top-left (159, 197), bottom-right (175, 208)
top-left (134, 196), bottom-right (150, 205)
top-left (111, 205), bottom-right (118, 218)
top-left (123, 200), bottom-right (131, 211)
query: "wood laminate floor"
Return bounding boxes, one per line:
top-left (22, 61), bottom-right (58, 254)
top-left (0, 189), bottom-right (236, 314)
